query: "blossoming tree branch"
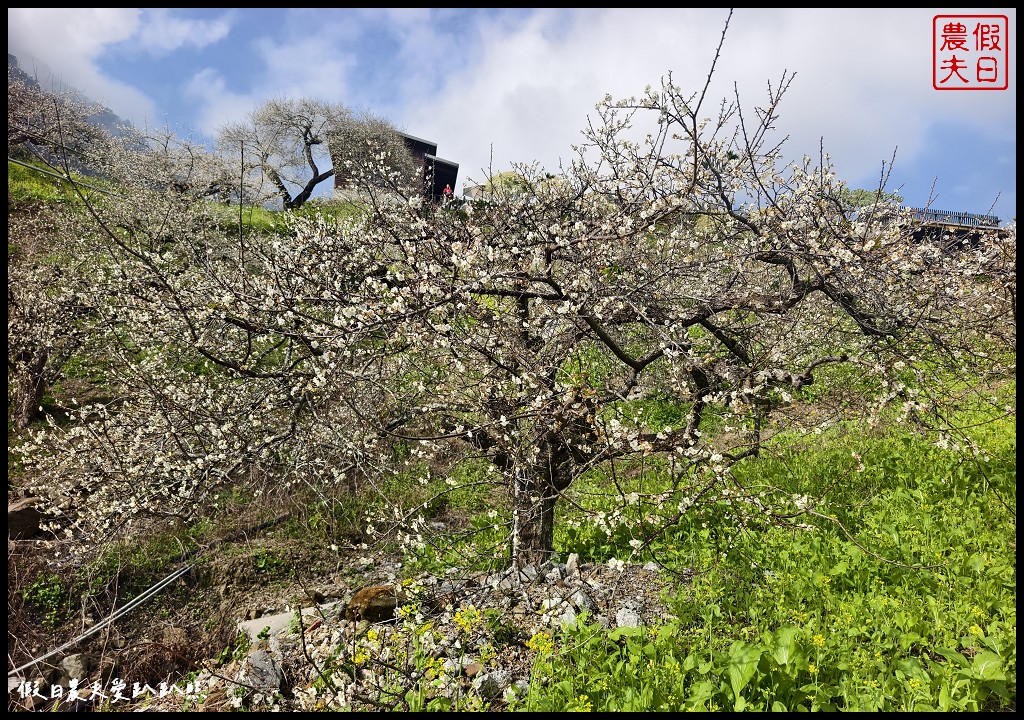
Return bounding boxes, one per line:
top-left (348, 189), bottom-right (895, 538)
top-left (12, 45), bottom-right (1015, 570)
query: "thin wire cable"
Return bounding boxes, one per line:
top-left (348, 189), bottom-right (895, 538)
top-left (8, 563), bottom-right (194, 679)
top-left (8, 512), bottom-right (294, 679)
top-left (7, 156), bottom-right (117, 196)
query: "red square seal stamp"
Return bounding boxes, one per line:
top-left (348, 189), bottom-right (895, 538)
top-left (933, 15), bottom-right (1009, 90)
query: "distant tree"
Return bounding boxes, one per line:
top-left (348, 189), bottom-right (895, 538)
top-left (7, 69), bottom-right (111, 429)
top-left (328, 111), bottom-right (420, 202)
top-left (839, 186), bottom-right (904, 210)
top-left (218, 97), bottom-right (352, 211)
top-left (7, 63), bottom-right (107, 164)
top-left (836, 185), bottom-right (905, 226)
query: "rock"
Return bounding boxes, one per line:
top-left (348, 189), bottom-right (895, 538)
top-left (8, 497), bottom-right (41, 539)
top-left (242, 649), bottom-right (283, 693)
top-left (571, 588), bottom-right (597, 614)
top-left (615, 607), bottom-right (642, 628)
top-left (110, 549), bottom-right (687, 712)
top-left (473, 669), bottom-right (512, 699)
top-left (504, 679), bottom-right (530, 703)
top-left (443, 656), bottom-right (475, 676)
top-left (564, 553), bottom-right (580, 576)
top-left (556, 606), bottom-right (578, 628)
top-left (517, 564), bottom-right (539, 582)
top-left (59, 653), bottom-right (90, 682)
top-left (345, 585), bottom-right (407, 623)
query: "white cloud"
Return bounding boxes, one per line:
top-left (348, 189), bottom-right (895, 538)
top-left (183, 68), bottom-right (254, 137)
top-left (251, 35), bottom-right (356, 104)
top-left (8, 8), bottom-right (232, 131)
top-left (8, 8), bottom-right (140, 63)
top-left (135, 9), bottom-right (233, 55)
top-left (180, 40), bottom-right (358, 138)
top-left (7, 8), bottom-right (156, 124)
top-left (7, 8), bottom-right (1014, 214)
top-left (396, 8), bottom-right (1013, 197)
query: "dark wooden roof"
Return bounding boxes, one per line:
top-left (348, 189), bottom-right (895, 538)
top-left (333, 131), bottom-right (458, 202)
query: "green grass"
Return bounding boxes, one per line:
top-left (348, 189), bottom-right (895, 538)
top-left (387, 381), bottom-right (1014, 711)
top-left (8, 159), bottom-right (96, 207)
top-left (8, 153), bottom-right (1014, 710)
top-left (509, 401), bottom-right (1016, 711)
top-left (9, 159), bottom-right (364, 232)
top-left (21, 573), bottom-right (69, 630)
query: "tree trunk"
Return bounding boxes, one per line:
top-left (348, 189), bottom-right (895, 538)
top-left (512, 470), bottom-right (558, 568)
top-left (496, 421), bottom-right (585, 567)
top-left (510, 443), bottom-right (574, 567)
top-left (12, 350), bottom-right (48, 429)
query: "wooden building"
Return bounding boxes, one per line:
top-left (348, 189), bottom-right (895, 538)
top-left (333, 131), bottom-right (458, 202)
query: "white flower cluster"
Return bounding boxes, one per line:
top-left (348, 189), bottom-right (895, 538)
top-left (11, 64), bottom-right (1014, 570)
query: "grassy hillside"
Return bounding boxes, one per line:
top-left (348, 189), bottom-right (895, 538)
top-left (7, 160), bottom-right (1016, 712)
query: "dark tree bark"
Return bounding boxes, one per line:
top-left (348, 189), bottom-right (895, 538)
top-left (512, 468), bottom-right (559, 567)
top-left (510, 436), bottom-right (581, 566)
top-left (11, 349), bottom-right (48, 429)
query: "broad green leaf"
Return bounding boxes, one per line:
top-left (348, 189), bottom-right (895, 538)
top-left (728, 640), bottom-right (762, 701)
top-left (970, 651), bottom-right (1005, 681)
top-left (988, 681), bottom-right (1011, 700)
top-left (427, 696), bottom-right (451, 711)
top-left (934, 647), bottom-right (970, 668)
top-left (771, 626), bottom-right (800, 666)
top-left (896, 657), bottom-right (929, 682)
top-left (609, 626), bottom-right (643, 641)
top-left (687, 680), bottom-right (715, 704)
top-left (899, 631), bottom-right (922, 649)
top-left (938, 684), bottom-right (951, 710)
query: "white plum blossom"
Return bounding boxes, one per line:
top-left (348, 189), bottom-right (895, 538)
top-left (11, 50), bottom-right (1015, 572)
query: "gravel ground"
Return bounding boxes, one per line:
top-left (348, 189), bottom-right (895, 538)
top-left (109, 555), bottom-right (686, 712)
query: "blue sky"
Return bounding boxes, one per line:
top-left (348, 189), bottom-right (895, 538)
top-left (8, 8), bottom-right (1016, 222)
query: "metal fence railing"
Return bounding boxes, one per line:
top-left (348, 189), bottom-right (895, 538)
top-left (902, 207), bottom-right (1000, 228)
